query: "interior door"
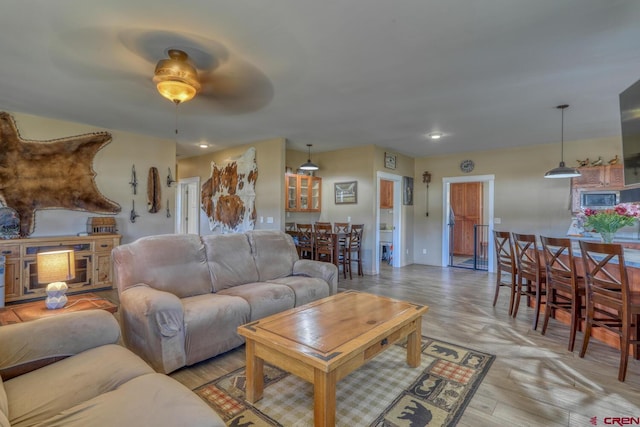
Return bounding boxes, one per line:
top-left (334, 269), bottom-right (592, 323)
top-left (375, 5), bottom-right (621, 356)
top-left (450, 182), bottom-right (482, 256)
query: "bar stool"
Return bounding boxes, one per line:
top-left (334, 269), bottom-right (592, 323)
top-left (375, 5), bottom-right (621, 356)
top-left (492, 230), bottom-right (518, 315)
top-left (540, 236), bottom-right (586, 352)
top-left (578, 241), bottom-right (640, 382)
top-left (512, 232), bottom-right (547, 330)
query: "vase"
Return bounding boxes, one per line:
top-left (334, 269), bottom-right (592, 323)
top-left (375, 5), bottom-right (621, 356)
top-left (600, 231), bottom-right (616, 244)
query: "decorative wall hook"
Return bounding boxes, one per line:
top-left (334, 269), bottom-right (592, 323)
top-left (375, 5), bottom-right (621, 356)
top-left (167, 167), bottom-right (176, 187)
top-left (130, 200), bottom-right (140, 223)
top-left (129, 165), bottom-right (138, 195)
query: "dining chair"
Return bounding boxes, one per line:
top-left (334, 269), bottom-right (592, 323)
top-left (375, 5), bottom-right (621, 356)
top-left (285, 222), bottom-right (296, 231)
top-left (342, 224), bottom-right (364, 279)
top-left (314, 227), bottom-right (336, 264)
top-left (578, 241), bottom-right (640, 382)
top-left (314, 222), bottom-right (333, 233)
top-left (512, 232), bottom-right (547, 330)
top-left (296, 223), bottom-right (314, 259)
top-left (492, 230), bottom-right (518, 316)
top-left (540, 236), bottom-right (586, 352)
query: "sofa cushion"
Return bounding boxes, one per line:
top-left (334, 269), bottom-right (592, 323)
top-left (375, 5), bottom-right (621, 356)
top-left (247, 230), bottom-right (298, 281)
top-left (182, 294), bottom-right (250, 366)
top-left (6, 345), bottom-right (153, 427)
top-left (0, 375), bottom-right (8, 427)
top-left (267, 276), bottom-right (331, 306)
top-left (218, 282), bottom-right (295, 321)
top-left (113, 234), bottom-right (212, 298)
top-left (23, 373), bottom-right (224, 427)
top-left (202, 234), bottom-right (259, 292)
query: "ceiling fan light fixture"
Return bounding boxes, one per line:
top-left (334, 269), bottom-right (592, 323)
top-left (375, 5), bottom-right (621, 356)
top-left (299, 144), bottom-right (319, 171)
top-left (544, 104), bottom-right (581, 179)
top-left (153, 49), bottom-right (201, 104)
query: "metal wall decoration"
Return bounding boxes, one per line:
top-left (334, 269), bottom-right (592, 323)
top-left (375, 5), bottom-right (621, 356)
top-left (129, 165), bottom-right (138, 195)
top-left (166, 199), bottom-right (171, 218)
top-left (130, 200), bottom-right (140, 223)
top-left (167, 167), bottom-right (176, 187)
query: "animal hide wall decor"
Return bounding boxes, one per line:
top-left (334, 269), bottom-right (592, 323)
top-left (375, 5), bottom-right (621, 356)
top-left (0, 112), bottom-right (121, 236)
top-left (201, 147), bottom-right (258, 233)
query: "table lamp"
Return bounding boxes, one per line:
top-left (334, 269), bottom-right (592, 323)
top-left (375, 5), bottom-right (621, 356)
top-left (37, 249), bottom-right (75, 310)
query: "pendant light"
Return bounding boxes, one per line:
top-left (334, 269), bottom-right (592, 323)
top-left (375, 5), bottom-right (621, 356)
top-left (544, 104), bottom-right (581, 178)
top-left (299, 144), bottom-right (319, 171)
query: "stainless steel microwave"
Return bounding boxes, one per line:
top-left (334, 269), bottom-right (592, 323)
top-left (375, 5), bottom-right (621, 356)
top-left (580, 190), bottom-right (619, 210)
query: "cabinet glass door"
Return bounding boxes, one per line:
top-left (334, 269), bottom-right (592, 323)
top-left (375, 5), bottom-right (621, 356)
top-left (286, 175), bottom-right (297, 210)
top-left (311, 178), bottom-right (320, 210)
top-left (300, 176), bottom-right (309, 210)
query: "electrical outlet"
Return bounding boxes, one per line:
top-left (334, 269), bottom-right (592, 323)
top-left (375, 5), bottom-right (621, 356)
top-left (422, 249), bottom-right (426, 254)
top-left (494, 217), bottom-right (502, 224)
top-left (347, 216), bottom-right (351, 222)
top-left (406, 249), bottom-right (409, 255)
top-left (259, 216), bottom-right (264, 223)
top-left (266, 217), bottom-right (274, 224)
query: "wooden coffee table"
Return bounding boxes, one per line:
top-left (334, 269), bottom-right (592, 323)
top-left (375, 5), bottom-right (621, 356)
top-left (237, 290), bottom-right (428, 427)
top-left (0, 293), bottom-right (118, 326)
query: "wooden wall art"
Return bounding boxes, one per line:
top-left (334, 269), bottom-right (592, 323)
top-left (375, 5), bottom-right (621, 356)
top-left (201, 147), bottom-right (258, 233)
top-left (147, 167), bottom-right (161, 213)
top-left (0, 112), bottom-right (121, 236)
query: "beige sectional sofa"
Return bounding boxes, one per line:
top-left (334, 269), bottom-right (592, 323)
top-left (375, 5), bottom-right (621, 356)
top-left (0, 310), bottom-right (223, 427)
top-left (113, 230), bottom-right (338, 374)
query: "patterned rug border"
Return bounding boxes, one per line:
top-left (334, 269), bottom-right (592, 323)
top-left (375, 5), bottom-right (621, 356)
top-left (194, 336), bottom-right (495, 427)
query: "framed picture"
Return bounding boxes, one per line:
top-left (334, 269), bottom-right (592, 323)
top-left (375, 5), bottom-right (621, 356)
top-left (403, 176), bottom-right (414, 206)
top-left (334, 181), bottom-right (358, 204)
top-left (384, 152), bottom-right (397, 169)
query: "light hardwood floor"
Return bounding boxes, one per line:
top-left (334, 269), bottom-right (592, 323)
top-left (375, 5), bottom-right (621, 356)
top-left (99, 263), bottom-right (640, 426)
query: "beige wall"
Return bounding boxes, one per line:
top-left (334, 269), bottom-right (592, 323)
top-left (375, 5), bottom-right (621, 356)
top-left (413, 136), bottom-right (622, 266)
top-left (177, 137), bottom-right (286, 234)
top-left (8, 112), bottom-right (177, 244)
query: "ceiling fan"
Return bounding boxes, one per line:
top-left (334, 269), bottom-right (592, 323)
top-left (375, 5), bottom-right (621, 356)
top-left (152, 49), bottom-right (201, 105)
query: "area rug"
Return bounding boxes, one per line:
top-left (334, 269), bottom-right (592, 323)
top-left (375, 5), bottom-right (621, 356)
top-left (194, 336), bottom-right (494, 427)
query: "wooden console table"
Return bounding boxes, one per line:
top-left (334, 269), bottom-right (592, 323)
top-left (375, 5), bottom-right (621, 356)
top-left (0, 293), bottom-right (118, 326)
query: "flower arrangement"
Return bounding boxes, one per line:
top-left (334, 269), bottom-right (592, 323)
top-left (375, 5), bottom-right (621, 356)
top-left (579, 203), bottom-right (640, 242)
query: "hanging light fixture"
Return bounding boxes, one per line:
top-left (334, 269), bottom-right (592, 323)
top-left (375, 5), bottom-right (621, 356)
top-left (153, 49), bottom-right (201, 105)
top-left (544, 104), bottom-right (581, 179)
top-left (299, 144), bottom-right (319, 171)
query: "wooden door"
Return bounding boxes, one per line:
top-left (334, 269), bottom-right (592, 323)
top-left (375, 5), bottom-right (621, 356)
top-left (450, 182), bottom-right (483, 256)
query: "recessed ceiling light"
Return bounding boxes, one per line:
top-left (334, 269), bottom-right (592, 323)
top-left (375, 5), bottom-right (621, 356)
top-left (426, 132), bottom-right (443, 140)
top-left (199, 143), bottom-right (209, 148)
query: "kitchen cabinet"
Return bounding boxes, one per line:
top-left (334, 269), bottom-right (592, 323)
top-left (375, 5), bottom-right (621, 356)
top-left (380, 180), bottom-right (393, 209)
top-left (571, 164), bottom-right (624, 189)
top-left (570, 164), bottom-right (624, 212)
top-left (1, 234), bottom-right (121, 303)
top-left (285, 173), bottom-right (322, 212)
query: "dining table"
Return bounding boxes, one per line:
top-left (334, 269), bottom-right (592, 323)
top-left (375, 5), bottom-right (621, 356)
top-left (285, 230), bottom-right (348, 271)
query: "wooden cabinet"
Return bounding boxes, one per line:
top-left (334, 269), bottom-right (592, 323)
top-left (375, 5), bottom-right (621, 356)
top-left (571, 164), bottom-right (624, 212)
top-left (571, 164), bottom-right (624, 189)
top-left (380, 180), bottom-right (393, 209)
top-left (285, 174), bottom-right (322, 212)
top-left (1, 234), bottom-right (121, 303)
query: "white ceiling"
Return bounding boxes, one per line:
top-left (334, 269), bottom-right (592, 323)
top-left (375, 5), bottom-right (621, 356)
top-left (2, 1), bottom-right (640, 159)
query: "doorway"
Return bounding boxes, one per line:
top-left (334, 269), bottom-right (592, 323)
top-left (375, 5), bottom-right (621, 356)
top-left (375, 172), bottom-right (402, 274)
top-left (442, 175), bottom-right (495, 273)
top-left (175, 177), bottom-right (200, 234)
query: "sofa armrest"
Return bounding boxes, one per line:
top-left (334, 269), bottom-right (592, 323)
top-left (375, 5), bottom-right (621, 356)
top-left (119, 284), bottom-right (186, 374)
top-left (0, 310), bottom-right (120, 380)
top-left (293, 259), bottom-right (338, 295)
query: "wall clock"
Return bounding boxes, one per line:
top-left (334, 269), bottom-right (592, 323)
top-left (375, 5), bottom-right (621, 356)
top-left (384, 152), bottom-right (397, 169)
top-left (460, 159), bottom-right (475, 173)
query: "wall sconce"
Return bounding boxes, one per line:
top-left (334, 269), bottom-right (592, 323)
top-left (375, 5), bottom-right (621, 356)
top-left (37, 249), bottom-right (75, 310)
top-left (423, 171), bottom-right (432, 217)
